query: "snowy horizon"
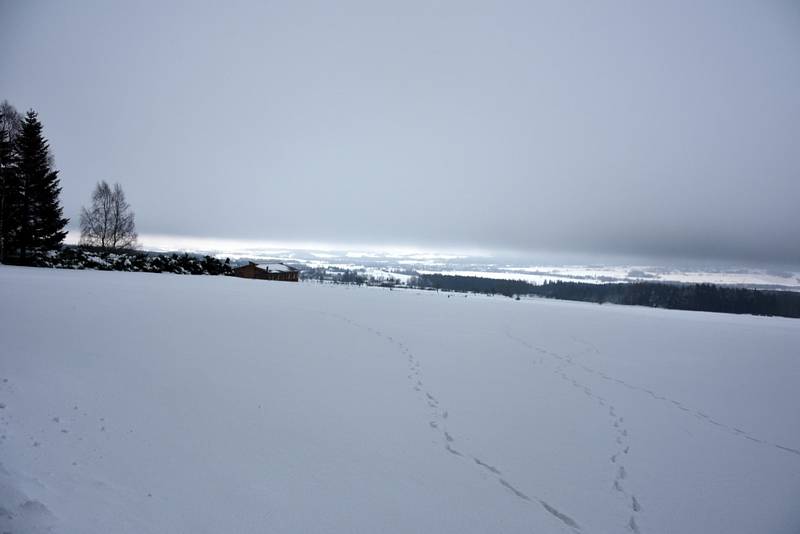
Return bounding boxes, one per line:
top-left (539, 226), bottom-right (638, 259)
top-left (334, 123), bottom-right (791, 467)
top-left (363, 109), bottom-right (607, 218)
top-left (63, 231), bottom-right (800, 291)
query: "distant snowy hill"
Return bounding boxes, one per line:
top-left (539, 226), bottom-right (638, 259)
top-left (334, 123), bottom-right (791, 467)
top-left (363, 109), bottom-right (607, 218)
top-left (1, 266), bottom-right (799, 533)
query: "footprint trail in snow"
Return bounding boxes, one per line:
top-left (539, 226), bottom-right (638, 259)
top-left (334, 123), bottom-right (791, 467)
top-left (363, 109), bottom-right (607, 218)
top-left (506, 332), bottom-right (643, 533)
top-left (516, 332), bottom-right (800, 458)
top-left (320, 311), bottom-right (583, 532)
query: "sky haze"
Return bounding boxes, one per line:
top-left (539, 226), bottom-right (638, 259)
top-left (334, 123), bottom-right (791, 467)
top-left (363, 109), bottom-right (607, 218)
top-left (2, 0), bottom-right (799, 266)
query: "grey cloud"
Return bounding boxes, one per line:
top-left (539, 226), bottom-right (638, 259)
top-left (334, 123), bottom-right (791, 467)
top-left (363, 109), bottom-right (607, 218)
top-left (2, 0), bottom-right (798, 266)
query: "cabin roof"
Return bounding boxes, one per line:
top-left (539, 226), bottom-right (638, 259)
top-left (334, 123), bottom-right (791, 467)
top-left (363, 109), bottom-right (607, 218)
top-left (256, 263), bottom-right (297, 273)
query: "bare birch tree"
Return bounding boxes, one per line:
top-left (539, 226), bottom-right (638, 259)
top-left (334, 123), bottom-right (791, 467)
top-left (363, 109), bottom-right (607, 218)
top-left (0, 101), bottom-right (22, 140)
top-left (79, 181), bottom-right (137, 251)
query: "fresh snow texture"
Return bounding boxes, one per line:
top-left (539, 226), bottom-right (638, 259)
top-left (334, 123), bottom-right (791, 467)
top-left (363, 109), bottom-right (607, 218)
top-left (1, 266), bottom-right (799, 533)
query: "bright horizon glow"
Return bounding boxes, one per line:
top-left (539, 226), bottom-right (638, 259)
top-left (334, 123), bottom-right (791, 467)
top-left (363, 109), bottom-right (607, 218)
top-left (62, 231), bottom-right (800, 289)
top-left (65, 231), bottom-right (494, 261)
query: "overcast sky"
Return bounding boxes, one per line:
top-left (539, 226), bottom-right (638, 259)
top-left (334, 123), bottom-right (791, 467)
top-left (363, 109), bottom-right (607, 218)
top-left (2, 1), bottom-right (799, 266)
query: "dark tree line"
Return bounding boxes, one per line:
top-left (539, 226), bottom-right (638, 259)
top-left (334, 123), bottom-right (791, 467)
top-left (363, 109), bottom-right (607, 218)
top-left (409, 274), bottom-right (800, 318)
top-left (0, 101), bottom-right (68, 262)
top-left (410, 274), bottom-right (535, 297)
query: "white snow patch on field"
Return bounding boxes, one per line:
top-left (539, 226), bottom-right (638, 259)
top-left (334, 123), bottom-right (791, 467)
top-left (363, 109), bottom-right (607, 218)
top-left (1, 266), bottom-right (799, 533)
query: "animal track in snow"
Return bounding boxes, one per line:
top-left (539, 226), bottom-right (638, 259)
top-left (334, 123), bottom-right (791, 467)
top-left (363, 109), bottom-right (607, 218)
top-left (506, 331), bottom-right (642, 532)
top-left (539, 500), bottom-right (581, 529)
top-left (320, 311), bottom-right (584, 531)
top-left (512, 331), bottom-right (800, 458)
top-left (445, 443), bottom-right (463, 457)
top-left (499, 478), bottom-right (530, 501)
top-left (473, 457), bottom-right (502, 475)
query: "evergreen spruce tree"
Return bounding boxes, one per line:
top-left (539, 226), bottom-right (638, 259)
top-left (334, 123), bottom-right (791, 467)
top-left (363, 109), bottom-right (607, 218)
top-left (0, 122), bottom-right (19, 262)
top-left (16, 110), bottom-right (68, 257)
top-left (0, 102), bottom-right (22, 262)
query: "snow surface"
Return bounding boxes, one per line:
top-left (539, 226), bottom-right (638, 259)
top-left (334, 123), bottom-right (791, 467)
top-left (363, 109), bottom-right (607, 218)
top-left (1, 266), bottom-right (799, 533)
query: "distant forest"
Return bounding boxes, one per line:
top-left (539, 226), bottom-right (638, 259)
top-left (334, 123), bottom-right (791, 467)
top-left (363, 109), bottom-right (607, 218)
top-left (408, 274), bottom-right (800, 319)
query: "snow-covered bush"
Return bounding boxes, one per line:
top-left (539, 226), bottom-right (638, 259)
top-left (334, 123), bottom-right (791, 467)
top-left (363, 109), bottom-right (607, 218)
top-left (26, 248), bottom-right (233, 276)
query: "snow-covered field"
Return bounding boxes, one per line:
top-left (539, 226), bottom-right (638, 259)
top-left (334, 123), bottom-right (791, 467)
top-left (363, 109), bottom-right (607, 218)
top-left (1, 266), bottom-right (799, 534)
